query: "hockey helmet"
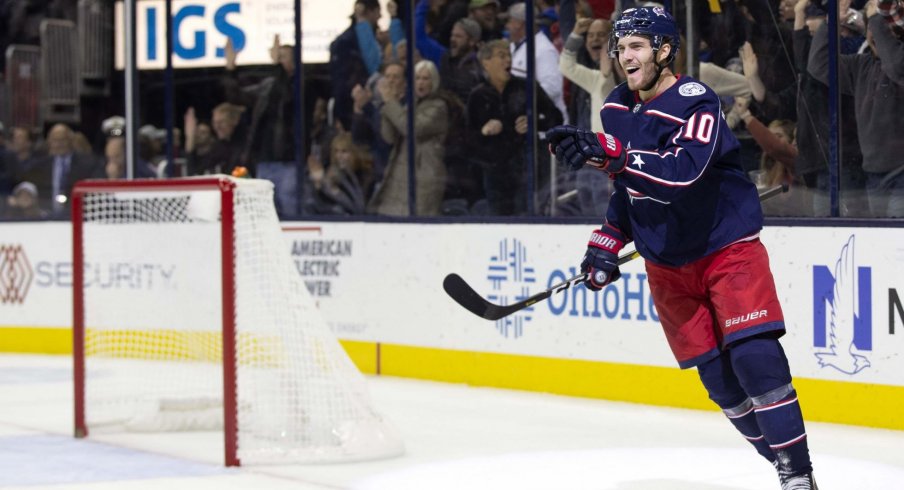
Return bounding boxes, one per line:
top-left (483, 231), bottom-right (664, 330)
top-left (608, 7), bottom-right (680, 64)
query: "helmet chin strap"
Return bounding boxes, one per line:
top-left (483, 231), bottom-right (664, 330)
top-left (639, 49), bottom-right (668, 92)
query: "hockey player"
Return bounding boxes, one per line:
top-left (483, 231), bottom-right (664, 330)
top-left (546, 7), bottom-right (817, 490)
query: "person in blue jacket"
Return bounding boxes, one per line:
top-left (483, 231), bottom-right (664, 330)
top-left (547, 7), bottom-right (817, 490)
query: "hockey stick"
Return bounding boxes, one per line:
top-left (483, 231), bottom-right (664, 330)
top-left (443, 183), bottom-right (788, 321)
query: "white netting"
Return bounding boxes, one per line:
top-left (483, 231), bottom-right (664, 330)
top-left (78, 176), bottom-right (403, 464)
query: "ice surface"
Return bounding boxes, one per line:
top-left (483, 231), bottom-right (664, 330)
top-left (1, 354), bottom-right (902, 490)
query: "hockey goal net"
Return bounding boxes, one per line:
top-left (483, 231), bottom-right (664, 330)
top-left (71, 176), bottom-right (403, 466)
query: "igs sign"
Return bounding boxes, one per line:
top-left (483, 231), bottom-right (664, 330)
top-left (114, 0), bottom-right (361, 69)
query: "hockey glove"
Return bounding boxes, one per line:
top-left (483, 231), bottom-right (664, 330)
top-left (580, 224), bottom-right (625, 291)
top-left (547, 125), bottom-right (627, 174)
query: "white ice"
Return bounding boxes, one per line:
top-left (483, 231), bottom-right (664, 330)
top-left (1, 353), bottom-right (902, 490)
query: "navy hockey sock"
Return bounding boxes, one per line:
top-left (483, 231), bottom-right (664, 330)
top-left (723, 398), bottom-right (776, 463)
top-left (697, 352), bottom-right (775, 463)
top-left (730, 337), bottom-right (813, 477)
top-left (752, 385), bottom-right (812, 478)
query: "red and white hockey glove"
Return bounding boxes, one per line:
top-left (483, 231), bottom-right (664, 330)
top-left (547, 125), bottom-right (627, 173)
top-left (580, 224), bottom-right (625, 291)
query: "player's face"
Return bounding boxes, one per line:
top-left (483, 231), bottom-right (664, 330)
top-left (616, 35), bottom-right (661, 92)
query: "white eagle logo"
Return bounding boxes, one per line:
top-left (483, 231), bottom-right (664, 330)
top-left (814, 235), bottom-right (871, 375)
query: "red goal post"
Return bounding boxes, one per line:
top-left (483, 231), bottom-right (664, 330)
top-left (71, 176), bottom-right (402, 466)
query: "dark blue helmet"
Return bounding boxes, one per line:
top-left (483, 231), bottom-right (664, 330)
top-left (608, 7), bottom-right (680, 64)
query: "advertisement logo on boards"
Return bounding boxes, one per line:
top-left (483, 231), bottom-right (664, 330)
top-left (0, 244), bottom-right (34, 304)
top-left (485, 238), bottom-right (536, 338)
top-left (812, 235), bottom-right (872, 375)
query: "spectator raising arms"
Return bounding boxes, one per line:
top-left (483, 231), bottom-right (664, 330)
top-left (222, 35), bottom-right (299, 217)
top-left (559, 16), bottom-right (618, 216)
top-left (369, 60), bottom-right (449, 216)
top-left (808, 0), bottom-right (904, 217)
top-left (184, 103), bottom-right (245, 176)
top-left (329, 0), bottom-right (383, 132)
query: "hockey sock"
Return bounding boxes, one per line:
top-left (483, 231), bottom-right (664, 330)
top-left (730, 337), bottom-right (813, 477)
top-left (723, 398), bottom-right (776, 463)
top-left (752, 385), bottom-right (812, 478)
top-left (697, 351), bottom-right (775, 463)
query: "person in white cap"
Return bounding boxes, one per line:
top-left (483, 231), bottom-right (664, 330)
top-left (3, 181), bottom-right (47, 219)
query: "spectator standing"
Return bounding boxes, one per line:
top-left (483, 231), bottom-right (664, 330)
top-left (329, 0), bottom-right (383, 132)
top-left (350, 62), bottom-right (405, 185)
top-left (787, 0), bottom-right (865, 216)
top-left (222, 36), bottom-right (299, 217)
top-left (414, 0), bottom-right (484, 104)
top-left (559, 17), bottom-right (618, 216)
top-left (184, 104), bottom-right (245, 176)
top-left (809, 0), bottom-right (904, 217)
top-left (436, 17), bottom-right (485, 209)
top-left (469, 0), bottom-right (504, 41)
top-left (507, 2), bottom-right (568, 122)
top-left (467, 39), bottom-right (563, 215)
top-left (369, 60), bottom-right (449, 216)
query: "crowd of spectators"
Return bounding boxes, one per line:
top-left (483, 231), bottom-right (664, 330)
top-left (1, 0), bottom-right (902, 220)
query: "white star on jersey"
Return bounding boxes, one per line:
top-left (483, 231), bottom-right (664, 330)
top-left (631, 154), bottom-right (646, 168)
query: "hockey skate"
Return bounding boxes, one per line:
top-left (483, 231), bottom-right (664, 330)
top-left (773, 460), bottom-right (818, 490)
top-left (779, 472), bottom-right (818, 490)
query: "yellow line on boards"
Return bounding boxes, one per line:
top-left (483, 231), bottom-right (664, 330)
top-left (0, 327), bottom-right (71, 354)
top-left (2, 327), bottom-right (902, 431)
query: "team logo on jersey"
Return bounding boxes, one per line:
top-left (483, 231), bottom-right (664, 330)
top-left (631, 154), bottom-right (646, 168)
top-left (632, 103), bottom-right (642, 113)
top-left (678, 82), bottom-right (706, 97)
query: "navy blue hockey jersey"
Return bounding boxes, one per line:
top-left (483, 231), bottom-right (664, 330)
top-left (601, 76), bottom-right (763, 267)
